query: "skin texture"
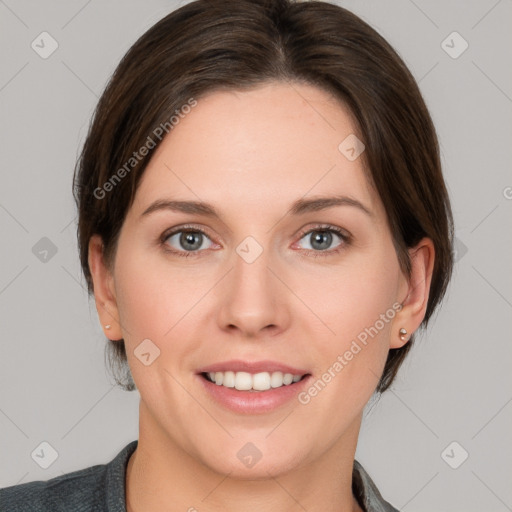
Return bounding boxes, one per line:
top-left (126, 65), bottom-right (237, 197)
top-left (88, 81), bottom-right (434, 512)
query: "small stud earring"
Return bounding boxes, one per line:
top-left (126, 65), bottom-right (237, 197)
top-left (105, 324), bottom-right (111, 330)
top-left (399, 328), bottom-right (408, 341)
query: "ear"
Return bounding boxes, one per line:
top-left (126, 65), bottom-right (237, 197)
top-left (88, 235), bottom-right (123, 341)
top-left (391, 237), bottom-right (435, 349)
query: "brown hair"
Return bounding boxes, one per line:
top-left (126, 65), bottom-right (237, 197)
top-left (73, 0), bottom-right (454, 393)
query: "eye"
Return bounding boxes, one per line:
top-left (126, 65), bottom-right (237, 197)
top-left (161, 225), bottom-right (216, 257)
top-left (160, 224), bottom-right (351, 258)
top-left (294, 225), bottom-right (350, 257)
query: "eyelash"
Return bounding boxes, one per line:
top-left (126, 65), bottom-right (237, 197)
top-left (159, 223), bottom-right (351, 259)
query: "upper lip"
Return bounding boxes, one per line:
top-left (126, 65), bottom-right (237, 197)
top-left (196, 359), bottom-right (309, 375)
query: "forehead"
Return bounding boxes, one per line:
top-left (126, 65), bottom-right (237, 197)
top-left (130, 82), bottom-right (384, 223)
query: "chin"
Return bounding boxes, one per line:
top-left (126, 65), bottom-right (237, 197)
top-left (194, 438), bottom-right (308, 480)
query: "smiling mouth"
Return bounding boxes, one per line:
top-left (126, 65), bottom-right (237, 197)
top-left (201, 371), bottom-right (310, 391)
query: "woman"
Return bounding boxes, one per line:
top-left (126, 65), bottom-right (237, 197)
top-left (0, 0), bottom-right (453, 510)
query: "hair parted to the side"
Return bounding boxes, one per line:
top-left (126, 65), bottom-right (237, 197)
top-left (73, 0), bottom-right (454, 394)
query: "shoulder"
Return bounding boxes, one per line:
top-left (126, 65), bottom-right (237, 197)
top-left (0, 440), bottom-right (138, 512)
top-left (0, 465), bottom-right (107, 512)
top-left (353, 459), bottom-right (399, 512)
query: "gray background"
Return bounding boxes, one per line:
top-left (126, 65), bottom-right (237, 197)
top-left (0, 1), bottom-right (511, 510)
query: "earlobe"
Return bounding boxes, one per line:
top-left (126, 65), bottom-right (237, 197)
top-left (88, 235), bottom-right (122, 340)
top-left (391, 237), bottom-right (435, 349)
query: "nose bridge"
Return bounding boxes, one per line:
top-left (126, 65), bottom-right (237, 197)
top-left (217, 234), bottom-right (288, 335)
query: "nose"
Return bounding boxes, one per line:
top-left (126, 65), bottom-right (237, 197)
top-left (216, 243), bottom-right (291, 339)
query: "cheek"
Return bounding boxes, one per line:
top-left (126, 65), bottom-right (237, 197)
top-left (113, 247), bottom-right (223, 382)
top-left (301, 248), bottom-right (399, 397)
top-left (113, 251), bottom-right (208, 396)
top-left (113, 248), bottom-right (204, 343)
top-left (312, 253), bottom-right (398, 340)
top-left (294, 262), bottom-right (398, 436)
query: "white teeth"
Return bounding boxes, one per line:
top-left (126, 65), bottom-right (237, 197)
top-left (204, 371), bottom-right (304, 391)
top-left (235, 371), bottom-right (252, 390)
top-left (252, 372), bottom-right (271, 391)
top-left (270, 371), bottom-right (283, 388)
top-left (223, 371), bottom-right (235, 388)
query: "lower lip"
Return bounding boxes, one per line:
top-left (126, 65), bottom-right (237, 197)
top-left (197, 374), bottom-right (311, 414)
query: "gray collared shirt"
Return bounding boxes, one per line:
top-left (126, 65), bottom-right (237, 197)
top-left (0, 440), bottom-right (399, 511)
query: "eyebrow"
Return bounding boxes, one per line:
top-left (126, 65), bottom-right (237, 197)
top-left (140, 195), bottom-right (374, 220)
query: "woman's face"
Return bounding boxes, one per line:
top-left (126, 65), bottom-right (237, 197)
top-left (93, 82), bottom-right (417, 477)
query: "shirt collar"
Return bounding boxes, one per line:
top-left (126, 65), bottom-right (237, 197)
top-left (353, 459), bottom-right (399, 512)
